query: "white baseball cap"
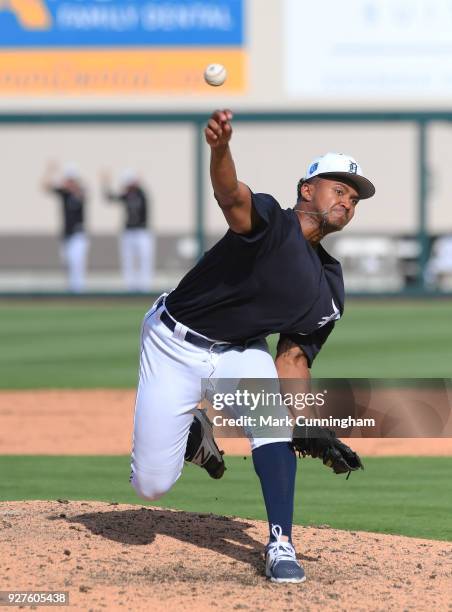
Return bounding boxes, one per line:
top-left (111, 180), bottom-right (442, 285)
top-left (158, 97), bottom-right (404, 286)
top-left (62, 163), bottom-right (80, 180)
top-left (303, 152), bottom-right (375, 199)
top-left (120, 169), bottom-right (138, 188)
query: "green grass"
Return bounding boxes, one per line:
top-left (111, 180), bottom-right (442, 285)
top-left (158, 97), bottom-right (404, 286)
top-left (306, 301), bottom-right (452, 378)
top-left (0, 301), bottom-right (147, 388)
top-left (0, 299), bottom-right (451, 387)
top-left (1, 455), bottom-right (450, 541)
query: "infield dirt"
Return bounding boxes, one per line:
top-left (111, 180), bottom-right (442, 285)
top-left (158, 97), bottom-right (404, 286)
top-left (1, 390), bottom-right (451, 611)
top-left (1, 389), bottom-right (452, 456)
top-left (1, 500), bottom-right (451, 612)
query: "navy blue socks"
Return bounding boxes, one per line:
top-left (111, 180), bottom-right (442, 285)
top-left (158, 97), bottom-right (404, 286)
top-left (252, 442), bottom-right (297, 542)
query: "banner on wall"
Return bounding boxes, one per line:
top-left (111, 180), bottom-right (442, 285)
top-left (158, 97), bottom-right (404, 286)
top-left (0, 0), bottom-right (245, 94)
top-left (285, 0), bottom-right (452, 102)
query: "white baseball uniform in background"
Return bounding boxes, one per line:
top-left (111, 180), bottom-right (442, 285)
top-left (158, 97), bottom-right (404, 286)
top-left (105, 172), bottom-right (154, 293)
top-left (50, 177), bottom-right (88, 294)
top-left (60, 232), bottom-right (89, 294)
top-left (120, 228), bottom-right (154, 293)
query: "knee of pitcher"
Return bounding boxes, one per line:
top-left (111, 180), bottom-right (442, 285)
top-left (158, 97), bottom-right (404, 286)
top-left (130, 471), bottom-right (176, 502)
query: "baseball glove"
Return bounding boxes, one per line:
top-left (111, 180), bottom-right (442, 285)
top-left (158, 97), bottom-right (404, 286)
top-left (291, 424), bottom-right (364, 478)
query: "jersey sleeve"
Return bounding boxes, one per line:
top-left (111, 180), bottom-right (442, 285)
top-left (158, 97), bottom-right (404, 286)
top-left (279, 321), bottom-right (336, 368)
top-left (230, 192), bottom-right (283, 244)
top-left (104, 189), bottom-right (123, 202)
top-left (51, 187), bottom-right (66, 196)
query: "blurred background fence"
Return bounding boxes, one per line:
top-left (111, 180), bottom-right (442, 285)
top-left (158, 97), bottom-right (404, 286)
top-left (1, 111), bottom-right (452, 296)
top-left (2, 0), bottom-right (452, 296)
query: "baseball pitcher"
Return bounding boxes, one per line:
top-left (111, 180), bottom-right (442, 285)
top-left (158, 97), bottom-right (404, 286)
top-left (130, 110), bottom-right (373, 583)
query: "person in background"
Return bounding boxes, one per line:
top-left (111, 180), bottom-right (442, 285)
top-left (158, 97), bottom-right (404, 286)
top-left (101, 169), bottom-right (154, 293)
top-left (42, 161), bottom-right (89, 293)
top-left (424, 235), bottom-right (452, 289)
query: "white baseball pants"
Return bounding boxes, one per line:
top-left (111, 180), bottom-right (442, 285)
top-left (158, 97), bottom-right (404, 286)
top-left (60, 232), bottom-right (88, 293)
top-left (120, 229), bottom-right (154, 292)
top-left (130, 297), bottom-right (291, 501)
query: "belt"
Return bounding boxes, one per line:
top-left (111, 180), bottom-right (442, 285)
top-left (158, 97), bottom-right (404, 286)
top-left (156, 297), bottom-right (230, 351)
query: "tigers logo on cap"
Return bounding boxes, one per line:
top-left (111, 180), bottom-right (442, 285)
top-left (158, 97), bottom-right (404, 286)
top-left (304, 152), bottom-right (375, 199)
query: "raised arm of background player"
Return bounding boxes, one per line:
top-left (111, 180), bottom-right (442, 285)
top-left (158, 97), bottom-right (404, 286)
top-left (41, 160), bottom-right (59, 193)
top-left (205, 109), bottom-right (310, 380)
top-left (100, 170), bottom-right (122, 202)
top-left (205, 109), bottom-right (258, 233)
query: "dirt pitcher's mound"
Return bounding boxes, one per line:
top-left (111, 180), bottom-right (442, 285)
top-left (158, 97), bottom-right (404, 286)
top-left (0, 501), bottom-right (450, 612)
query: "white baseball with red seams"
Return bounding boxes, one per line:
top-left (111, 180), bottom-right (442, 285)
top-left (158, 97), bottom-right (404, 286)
top-left (204, 63), bottom-right (227, 86)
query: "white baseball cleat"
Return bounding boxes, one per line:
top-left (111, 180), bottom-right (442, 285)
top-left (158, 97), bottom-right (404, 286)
top-left (265, 524), bottom-right (306, 584)
top-left (184, 408), bottom-right (226, 479)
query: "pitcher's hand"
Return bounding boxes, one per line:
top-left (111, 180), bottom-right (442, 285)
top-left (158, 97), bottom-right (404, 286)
top-left (205, 109), bottom-right (233, 148)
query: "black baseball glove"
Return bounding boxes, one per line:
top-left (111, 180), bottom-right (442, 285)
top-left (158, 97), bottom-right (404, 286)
top-left (291, 424), bottom-right (364, 478)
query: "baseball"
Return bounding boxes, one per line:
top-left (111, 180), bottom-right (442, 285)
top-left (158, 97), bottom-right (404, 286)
top-left (204, 63), bottom-right (227, 87)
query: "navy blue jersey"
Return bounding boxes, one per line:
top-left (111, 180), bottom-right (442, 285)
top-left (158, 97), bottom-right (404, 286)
top-left (166, 192), bottom-right (344, 364)
top-left (106, 186), bottom-right (148, 229)
top-left (52, 187), bottom-right (85, 238)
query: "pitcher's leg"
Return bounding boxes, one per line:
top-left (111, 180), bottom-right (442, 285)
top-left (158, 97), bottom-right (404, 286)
top-left (212, 343), bottom-right (304, 582)
top-left (130, 306), bottom-right (212, 501)
top-left (131, 380), bottom-right (195, 500)
top-left (212, 342), bottom-right (293, 449)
